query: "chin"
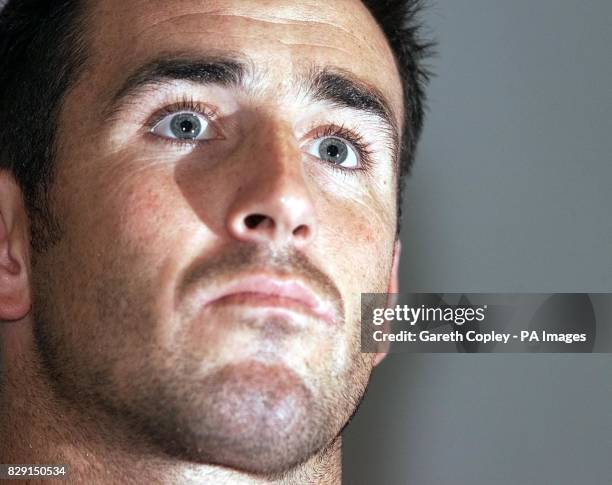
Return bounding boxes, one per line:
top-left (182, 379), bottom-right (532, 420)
top-left (139, 360), bottom-right (339, 475)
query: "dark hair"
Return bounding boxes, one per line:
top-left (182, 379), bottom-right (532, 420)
top-left (0, 0), bottom-right (86, 252)
top-left (0, 0), bottom-right (431, 249)
top-left (362, 0), bottom-right (433, 234)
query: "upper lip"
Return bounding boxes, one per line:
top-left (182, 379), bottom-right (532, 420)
top-left (199, 274), bottom-right (337, 325)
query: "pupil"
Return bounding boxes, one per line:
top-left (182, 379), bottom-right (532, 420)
top-left (180, 120), bottom-right (194, 133)
top-left (327, 145), bottom-right (340, 158)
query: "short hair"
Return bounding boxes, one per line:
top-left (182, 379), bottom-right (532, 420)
top-left (0, 0), bottom-right (86, 252)
top-left (0, 0), bottom-right (432, 250)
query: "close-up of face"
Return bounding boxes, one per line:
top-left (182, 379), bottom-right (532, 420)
top-left (25, 0), bottom-right (404, 476)
top-left (10, 0), bottom-right (612, 484)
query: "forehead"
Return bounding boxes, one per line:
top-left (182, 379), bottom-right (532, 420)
top-left (83, 0), bottom-right (403, 121)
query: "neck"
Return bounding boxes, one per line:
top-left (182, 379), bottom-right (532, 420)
top-left (0, 321), bottom-right (342, 484)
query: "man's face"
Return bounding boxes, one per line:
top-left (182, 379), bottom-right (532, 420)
top-left (31, 0), bottom-right (402, 474)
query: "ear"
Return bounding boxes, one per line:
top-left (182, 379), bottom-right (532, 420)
top-left (373, 239), bottom-right (401, 367)
top-left (0, 171), bottom-right (31, 321)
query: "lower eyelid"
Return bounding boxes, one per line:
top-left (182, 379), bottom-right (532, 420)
top-left (143, 131), bottom-right (213, 149)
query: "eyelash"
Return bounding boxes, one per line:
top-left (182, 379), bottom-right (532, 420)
top-left (146, 99), bottom-right (374, 175)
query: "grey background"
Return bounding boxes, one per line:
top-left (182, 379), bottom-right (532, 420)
top-left (343, 1), bottom-right (612, 484)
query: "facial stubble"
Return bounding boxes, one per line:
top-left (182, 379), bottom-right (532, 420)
top-left (31, 243), bottom-right (374, 475)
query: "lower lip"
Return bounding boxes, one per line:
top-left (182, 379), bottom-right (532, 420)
top-left (205, 292), bottom-right (326, 322)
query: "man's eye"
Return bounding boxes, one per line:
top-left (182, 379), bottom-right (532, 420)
top-left (308, 136), bottom-right (359, 169)
top-left (150, 111), bottom-right (215, 141)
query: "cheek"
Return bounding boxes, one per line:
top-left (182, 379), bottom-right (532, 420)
top-left (59, 148), bottom-right (192, 255)
top-left (311, 194), bottom-right (394, 376)
top-left (50, 152), bottom-right (195, 319)
top-left (317, 189), bottom-right (396, 294)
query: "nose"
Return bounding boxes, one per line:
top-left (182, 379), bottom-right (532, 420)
top-left (225, 124), bottom-right (317, 249)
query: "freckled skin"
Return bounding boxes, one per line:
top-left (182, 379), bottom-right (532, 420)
top-left (0, 0), bottom-right (403, 483)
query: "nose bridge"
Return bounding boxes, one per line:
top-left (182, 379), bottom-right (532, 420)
top-left (254, 118), bottom-right (303, 182)
top-left (225, 115), bottom-right (317, 247)
top-left (240, 115), bottom-right (313, 204)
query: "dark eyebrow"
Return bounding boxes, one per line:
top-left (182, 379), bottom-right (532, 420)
top-left (306, 68), bottom-right (400, 153)
top-left (105, 55), bottom-right (247, 119)
top-left (105, 55), bottom-right (400, 160)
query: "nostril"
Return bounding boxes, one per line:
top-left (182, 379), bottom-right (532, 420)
top-left (292, 224), bottom-right (310, 239)
top-left (244, 214), bottom-right (268, 229)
